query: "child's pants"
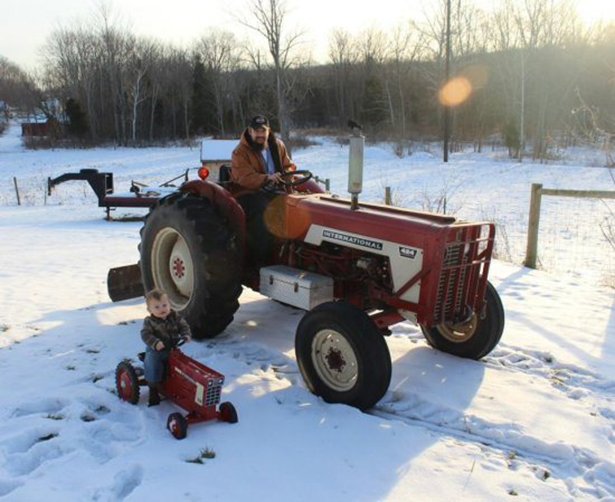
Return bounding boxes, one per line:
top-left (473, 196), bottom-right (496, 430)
top-left (144, 347), bottom-right (169, 383)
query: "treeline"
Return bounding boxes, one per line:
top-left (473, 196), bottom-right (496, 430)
top-left (1, 0), bottom-right (614, 160)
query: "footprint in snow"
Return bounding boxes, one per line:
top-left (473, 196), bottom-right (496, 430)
top-left (0, 427), bottom-right (60, 456)
top-left (91, 464), bottom-right (143, 501)
top-left (10, 398), bottom-right (68, 418)
top-left (3, 433), bottom-right (72, 477)
top-left (0, 479), bottom-right (23, 498)
top-left (485, 346), bottom-right (611, 398)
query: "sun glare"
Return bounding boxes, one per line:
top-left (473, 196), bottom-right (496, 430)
top-left (576, 0), bottom-right (615, 26)
top-left (438, 77), bottom-right (473, 107)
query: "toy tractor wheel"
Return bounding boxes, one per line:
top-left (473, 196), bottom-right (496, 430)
top-left (115, 361), bottom-right (141, 404)
top-left (295, 301), bottom-right (392, 411)
top-left (219, 401), bottom-right (238, 423)
top-left (167, 412), bottom-right (188, 440)
top-left (421, 281), bottom-right (505, 360)
top-left (140, 193), bottom-right (242, 339)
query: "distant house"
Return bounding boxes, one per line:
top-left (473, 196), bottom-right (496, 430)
top-left (20, 99), bottom-right (65, 137)
top-left (21, 118), bottom-right (61, 137)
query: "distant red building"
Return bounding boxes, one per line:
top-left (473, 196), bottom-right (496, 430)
top-left (21, 118), bottom-right (60, 137)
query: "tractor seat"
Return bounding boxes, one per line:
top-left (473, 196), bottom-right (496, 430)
top-left (219, 164), bottom-right (232, 185)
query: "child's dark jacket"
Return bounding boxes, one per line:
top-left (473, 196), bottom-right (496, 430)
top-left (141, 311), bottom-right (191, 351)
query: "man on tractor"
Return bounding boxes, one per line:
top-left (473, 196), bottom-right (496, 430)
top-left (231, 115), bottom-right (296, 269)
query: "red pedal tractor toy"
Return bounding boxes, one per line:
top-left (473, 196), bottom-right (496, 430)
top-left (115, 340), bottom-right (238, 439)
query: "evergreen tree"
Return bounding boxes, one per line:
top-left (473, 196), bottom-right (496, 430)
top-left (191, 56), bottom-right (208, 135)
top-left (360, 75), bottom-right (388, 127)
top-left (65, 98), bottom-right (89, 137)
top-left (191, 55), bottom-right (220, 135)
top-left (503, 121), bottom-right (520, 158)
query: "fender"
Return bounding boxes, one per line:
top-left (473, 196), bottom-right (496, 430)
top-left (180, 180), bottom-right (246, 249)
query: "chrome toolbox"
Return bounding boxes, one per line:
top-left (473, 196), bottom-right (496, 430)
top-left (259, 265), bottom-right (334, 310)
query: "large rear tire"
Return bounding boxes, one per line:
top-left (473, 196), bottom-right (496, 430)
top-left (295, 301), bottom-right (392, 411)
top-left (421, 281), bottom-right (505, 359)
top-left (140, 193), bottom-right (242, 339)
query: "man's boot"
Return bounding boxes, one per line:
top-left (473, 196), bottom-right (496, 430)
top-left (148, 384), bottom-right (160, 407)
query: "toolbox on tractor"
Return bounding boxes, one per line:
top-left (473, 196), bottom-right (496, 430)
top-left (260, 265), bottom-right (334, 310)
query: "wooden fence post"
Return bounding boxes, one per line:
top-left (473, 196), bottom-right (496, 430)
top-left (13, 177), bottom-right (21, 206)
top-left (525, 183), bottom-right (542, 269)
top-left (385, 186), bottom-right (392, 205)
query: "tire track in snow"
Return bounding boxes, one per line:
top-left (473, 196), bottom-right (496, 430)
top-left (370, 406), bottom-right (615, 499)
top-left (174, 312), bottom-right (615, 499)
top-left (484, 345), bottom-right (615, 396)
top-left (198, 330), bottom-right (615, 499)
top-left (484, 345), bottom-right (615, 427)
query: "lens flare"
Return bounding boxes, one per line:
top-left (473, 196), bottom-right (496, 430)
top-left (264, 196), bottom-right (311, 239)
top-left (438, 77), bottom-right (473, 107)
top-left (438, 65), bottom-right (489, 108)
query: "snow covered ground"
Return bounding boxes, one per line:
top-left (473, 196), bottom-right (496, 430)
top-left (0, 121), bottom-right (613, 500)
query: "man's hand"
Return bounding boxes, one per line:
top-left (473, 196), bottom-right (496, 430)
top-left (266, 172), bottom-right (283, 184)
top-left (155, 341), bottom-right (165, 351)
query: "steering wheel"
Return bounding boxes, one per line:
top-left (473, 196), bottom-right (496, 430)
top-left (263, 170), bottom-right (313, 192)
top-left (174, 336), bottom-right (189, 348)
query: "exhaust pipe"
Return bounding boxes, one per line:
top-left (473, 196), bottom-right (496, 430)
top-left (348, 121), bottom-right (364, 211)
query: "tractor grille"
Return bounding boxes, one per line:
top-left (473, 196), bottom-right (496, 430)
top-left (433, 224), bottom-right (494, 324)
top-left (204, 378), bottom-right (223, 406)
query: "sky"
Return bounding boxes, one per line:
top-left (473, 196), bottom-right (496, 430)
top-left (0, 119), bottom-right (614, 499)
top-left (2, 0), bottom-right (615, 72)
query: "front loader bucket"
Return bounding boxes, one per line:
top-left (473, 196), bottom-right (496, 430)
top-left (107, 264), bottom-right (143, 302)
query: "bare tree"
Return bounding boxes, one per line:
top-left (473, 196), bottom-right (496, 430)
top-left (386, 22), bottom-right (425, 138)
top-left (508, 0), bottom-right (586, 160)
top-left (126, 39), bottom-right (157, 143)
top-left (238, 0), bottom-right (304, 141)
top-left (0, 56), bottom-right (41, 116)
top-left (328, 29), bottom-right (359, 126)
top-left (194, 30), bottom-right (242, 135)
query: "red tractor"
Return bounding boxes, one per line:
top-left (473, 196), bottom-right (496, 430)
top-left (109, 130), bottom-right (504, 411)
top-left (115, 340), bottom-right (238, 439)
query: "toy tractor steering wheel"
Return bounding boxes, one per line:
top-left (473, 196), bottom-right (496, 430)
top-left (175, 336), bottom-right (189, 348)
top-left (263, 170), bottom-right (313, 193)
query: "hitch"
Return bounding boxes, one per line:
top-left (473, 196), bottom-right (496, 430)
top-left (48, 169), bottom-right (113, 201)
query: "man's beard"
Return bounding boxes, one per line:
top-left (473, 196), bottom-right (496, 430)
top-left (252, 138), bottom-right (266, 151)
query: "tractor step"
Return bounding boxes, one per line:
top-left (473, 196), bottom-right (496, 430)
top-left (107, 264), bottom-right (143, 302)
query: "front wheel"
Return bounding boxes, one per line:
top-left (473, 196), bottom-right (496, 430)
top-left (167, 412), bottom-right (188, 440)
top-left (421, 281), bottom-right (505, 359)
top-left (295, 301), bottom-right (392, 411)
top-left (219, 402), bottom-right (238, 423)
top-left (115, 361), bottom-right (141, 404)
